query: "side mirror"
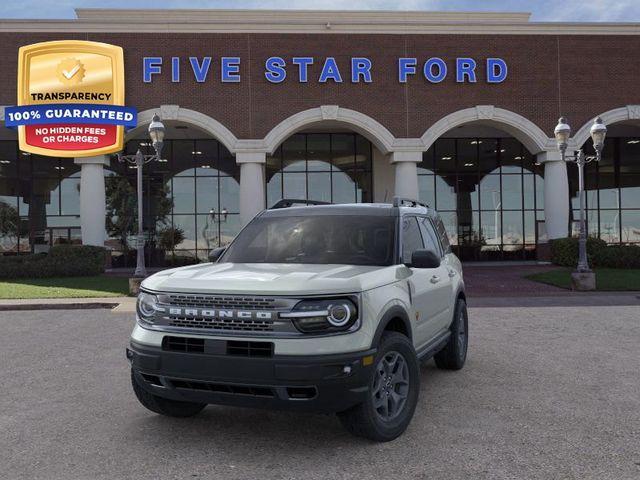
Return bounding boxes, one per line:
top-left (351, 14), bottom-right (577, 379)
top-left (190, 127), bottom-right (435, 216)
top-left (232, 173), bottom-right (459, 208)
top-left (208, 247), bottom-right (226, 262)
top-left (408, 249), bottom-right (441, 269)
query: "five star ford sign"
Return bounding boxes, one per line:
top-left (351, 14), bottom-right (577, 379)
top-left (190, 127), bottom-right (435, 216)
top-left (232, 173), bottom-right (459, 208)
top-left (4, 40), bottom-right (137, 158)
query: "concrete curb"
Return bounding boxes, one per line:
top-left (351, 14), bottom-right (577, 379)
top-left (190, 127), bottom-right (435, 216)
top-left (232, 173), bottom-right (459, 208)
top-left (0, 302), bottom-right (121, 311)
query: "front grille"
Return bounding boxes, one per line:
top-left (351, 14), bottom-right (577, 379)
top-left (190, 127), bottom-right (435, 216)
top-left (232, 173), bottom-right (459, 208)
top-left (169, 379), bottom-right (275, 398)
top-left (165, 294), bottom-right (278, 310)
top-left (168, 316), bottom-right (274, 332)
top-left (162, 336), bottom-right (205, 353)
top-left (227, 340), bottom-right (274, 357)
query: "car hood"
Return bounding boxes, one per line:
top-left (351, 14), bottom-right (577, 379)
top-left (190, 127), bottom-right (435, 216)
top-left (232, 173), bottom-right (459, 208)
top-left (141, 262), bottom-right (401, 295)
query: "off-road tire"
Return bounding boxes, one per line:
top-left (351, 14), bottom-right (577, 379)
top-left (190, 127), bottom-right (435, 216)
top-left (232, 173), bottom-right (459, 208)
top-left (434, 298), bottom-right (468, 370)
top-left (131, 369), bottom-right (207, 417)
top-left (337, 332), bottom-right (420, 442)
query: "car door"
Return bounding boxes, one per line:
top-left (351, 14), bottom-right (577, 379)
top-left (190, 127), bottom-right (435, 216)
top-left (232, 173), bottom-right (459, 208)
top-left (401, 216), bottom-right (446, 348)
top-left (418, 216), bottom-right (455, 332)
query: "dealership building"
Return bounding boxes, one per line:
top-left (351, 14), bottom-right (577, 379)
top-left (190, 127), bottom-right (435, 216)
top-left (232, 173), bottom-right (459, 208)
top-left (0, 9), bottom-right (639, 265)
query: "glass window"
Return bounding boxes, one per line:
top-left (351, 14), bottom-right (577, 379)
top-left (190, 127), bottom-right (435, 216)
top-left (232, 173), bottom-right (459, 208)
top-left (402, 216), bottom-right (423, 264)
top-left (307, 134), bottom-right (331, 171)
top-left (266, 133), bottom-right (372, 205)
top-left (621, 210), bottom-right (640, 243)
top-left (435, 176), bottom-right (456, 211)
top-left (195, 177), bottom-right (219, 214)
top-left (222, 215), bottom-right (396, 266)
top-left (418, 217), bottom-right (442, 257)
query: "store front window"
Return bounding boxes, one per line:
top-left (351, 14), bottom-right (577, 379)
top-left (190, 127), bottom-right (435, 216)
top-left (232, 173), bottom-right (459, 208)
top-left (266, 133), bottom-right (373, 207)
top-left (570, 137), bottom-right (640, 244)
top-left (419, 137), bottom-right (544, 261)
top-left (0, 141), bottom-right (81, 255)
top-left (107, 138), bottom-right (240, 267)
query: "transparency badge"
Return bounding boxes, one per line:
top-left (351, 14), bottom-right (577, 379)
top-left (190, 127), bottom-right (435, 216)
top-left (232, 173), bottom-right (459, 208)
top-left (5, 40), bottom-right (137, 157)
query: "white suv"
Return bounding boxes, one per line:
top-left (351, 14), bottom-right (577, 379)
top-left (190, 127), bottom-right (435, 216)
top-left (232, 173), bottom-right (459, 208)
top-left (127, 197), bottom-right (468, 441)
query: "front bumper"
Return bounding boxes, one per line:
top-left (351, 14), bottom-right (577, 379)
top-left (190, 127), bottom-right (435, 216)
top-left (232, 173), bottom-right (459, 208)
top-left (128, 340), bottom-right (376, 414)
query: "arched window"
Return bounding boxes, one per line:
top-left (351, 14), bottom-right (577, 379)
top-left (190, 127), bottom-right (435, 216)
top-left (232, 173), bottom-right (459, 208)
top-left (266, 133), bottom-right (373, 207)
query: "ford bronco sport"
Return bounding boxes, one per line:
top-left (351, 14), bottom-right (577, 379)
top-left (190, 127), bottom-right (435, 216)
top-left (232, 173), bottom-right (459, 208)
top-left (127, 197), bottom-right (468, 441)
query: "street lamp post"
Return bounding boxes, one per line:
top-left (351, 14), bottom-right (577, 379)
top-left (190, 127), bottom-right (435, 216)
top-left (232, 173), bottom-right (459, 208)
top-left (117, 114), bottom-right (165, 277)
top-left (553, 116), bottom-right (607, 285)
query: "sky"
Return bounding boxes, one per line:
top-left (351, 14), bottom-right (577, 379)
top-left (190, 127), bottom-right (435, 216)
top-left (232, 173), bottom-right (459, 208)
top-left (1, 0), bottom-right (639, 22)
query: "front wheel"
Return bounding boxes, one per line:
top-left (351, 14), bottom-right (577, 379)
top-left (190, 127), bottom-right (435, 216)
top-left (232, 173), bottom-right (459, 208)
top-left (337, 332), bottom-right (420, 442)
top-left (131, 370), bottom-right (206, 417)
top-left (434, 298), bottom-right (468, 370)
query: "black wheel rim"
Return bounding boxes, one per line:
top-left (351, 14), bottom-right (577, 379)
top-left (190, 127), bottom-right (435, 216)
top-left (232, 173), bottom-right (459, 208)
top-left (372, 351), bottom-right (410, 421)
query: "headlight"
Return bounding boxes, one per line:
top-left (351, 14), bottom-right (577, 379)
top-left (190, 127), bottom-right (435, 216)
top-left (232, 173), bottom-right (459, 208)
top-left (281, 297), bottom-right (358, 334)
top-left (136, 291), bottom-right (158, 323)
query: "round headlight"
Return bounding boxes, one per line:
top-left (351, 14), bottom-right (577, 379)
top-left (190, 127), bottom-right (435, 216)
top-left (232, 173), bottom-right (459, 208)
top-left (327, 303), bottom-right (352, 327)
top-left (137, 292), bottom-right (157, 320)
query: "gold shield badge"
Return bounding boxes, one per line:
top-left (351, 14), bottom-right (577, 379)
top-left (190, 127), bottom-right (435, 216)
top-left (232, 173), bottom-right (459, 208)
top-left (15, 40), bottom-right (126, 157)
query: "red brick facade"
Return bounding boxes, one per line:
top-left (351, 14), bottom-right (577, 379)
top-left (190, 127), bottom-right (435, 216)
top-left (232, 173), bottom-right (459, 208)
top-left (0, 32), bottom-right (638, 140)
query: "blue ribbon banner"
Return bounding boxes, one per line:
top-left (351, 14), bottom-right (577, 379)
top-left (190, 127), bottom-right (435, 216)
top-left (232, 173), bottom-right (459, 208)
top-left (4, 104), bottom-right (138, 128)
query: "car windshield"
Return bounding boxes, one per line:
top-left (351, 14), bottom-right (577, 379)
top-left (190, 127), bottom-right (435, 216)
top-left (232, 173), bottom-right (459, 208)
top-left (221, 214), bottom-right (396, 266)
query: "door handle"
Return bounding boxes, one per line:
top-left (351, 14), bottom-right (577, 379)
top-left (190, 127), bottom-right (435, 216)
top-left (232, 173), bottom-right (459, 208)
top-left (448, 269), bottom-right (457, 278)
top-left (430, 275), bottom-right (440, 284)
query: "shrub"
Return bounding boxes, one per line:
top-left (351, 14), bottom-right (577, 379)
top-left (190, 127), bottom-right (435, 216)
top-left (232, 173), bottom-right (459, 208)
top-left (550, 237), bottom-right (640, 268)
top-left (0, 245), bottom-right (106, 279)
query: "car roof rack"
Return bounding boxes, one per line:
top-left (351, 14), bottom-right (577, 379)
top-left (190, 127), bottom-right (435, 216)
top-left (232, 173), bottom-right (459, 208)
top-left (270, 199), bottom-right (332, 209)
top-left (392, 196), bottom-right (429, 209)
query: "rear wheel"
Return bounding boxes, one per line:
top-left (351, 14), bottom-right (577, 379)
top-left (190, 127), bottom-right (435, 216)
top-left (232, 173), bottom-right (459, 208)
top-left (131, 370), bottom-right (206, 417)
top-left (337, 332), bottom-right (420, 442)
top-left (434, 298), bottom-right (468, 370)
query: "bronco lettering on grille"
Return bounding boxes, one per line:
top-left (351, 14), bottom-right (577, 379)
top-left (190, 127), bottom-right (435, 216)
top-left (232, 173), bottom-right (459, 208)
top-left (168, 308), bottom-right (274, 320)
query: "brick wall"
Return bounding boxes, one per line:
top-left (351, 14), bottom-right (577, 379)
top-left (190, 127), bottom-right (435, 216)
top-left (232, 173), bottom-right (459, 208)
top-left (0, 32), bottom-right (638, 140)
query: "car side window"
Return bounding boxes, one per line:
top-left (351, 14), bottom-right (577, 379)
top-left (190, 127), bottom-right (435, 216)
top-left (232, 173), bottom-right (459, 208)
top-left (434, 216), bottom-right (451, 254)
top-left (418, 217), bottom-right (442, 257)
top-left (401, 216), bottom-right (424, 264)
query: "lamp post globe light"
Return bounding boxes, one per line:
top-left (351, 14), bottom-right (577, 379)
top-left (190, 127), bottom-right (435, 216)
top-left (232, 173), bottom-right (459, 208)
top-left (553, 116), bottom-right (607, 290)
top-left (117, 113), bottom-right (166, 278)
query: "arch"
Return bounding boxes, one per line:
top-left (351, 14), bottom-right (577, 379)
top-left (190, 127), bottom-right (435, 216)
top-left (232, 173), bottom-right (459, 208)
top-left (572, 105), bottom-right (640, 148)
top-left (127, 106), bottom-right (239, 154)
top-left (263, 106), bottom-right (396, 155)
top-left (420, 106), bottom-right (552, 154)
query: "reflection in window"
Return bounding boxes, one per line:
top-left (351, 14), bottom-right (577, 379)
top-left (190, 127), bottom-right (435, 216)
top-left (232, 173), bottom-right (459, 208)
top-left (111, 138), bottom-right (241, 266)
top-left (266, 133), bottom-right (372, 207)
top-left (419, 138), bottom-right (543, 260)
top-left (569, 137), bottom-right (640, 244)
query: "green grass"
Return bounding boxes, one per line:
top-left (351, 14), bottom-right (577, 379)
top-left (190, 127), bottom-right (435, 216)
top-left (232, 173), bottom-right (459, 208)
top-left (0, 276), bottom-right (130, 299)
top-left (526, 268), bottom-right (640, 291)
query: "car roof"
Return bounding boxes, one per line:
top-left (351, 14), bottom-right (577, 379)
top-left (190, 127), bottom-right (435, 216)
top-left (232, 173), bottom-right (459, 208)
top-left (262, 202), bottom-right (437, 218)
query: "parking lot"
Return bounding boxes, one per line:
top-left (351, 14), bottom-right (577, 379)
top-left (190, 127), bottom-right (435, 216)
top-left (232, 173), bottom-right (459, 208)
top-left (1, 303), bottom-right (639, 480)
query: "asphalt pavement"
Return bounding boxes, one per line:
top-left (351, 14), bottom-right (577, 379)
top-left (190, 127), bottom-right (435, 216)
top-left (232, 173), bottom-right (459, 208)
top-left (1, 304), bottom-right (639, 480)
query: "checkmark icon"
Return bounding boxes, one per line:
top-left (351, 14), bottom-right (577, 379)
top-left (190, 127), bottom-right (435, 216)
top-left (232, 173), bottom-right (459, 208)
top-left (62, 64), bottom-right (80, 79)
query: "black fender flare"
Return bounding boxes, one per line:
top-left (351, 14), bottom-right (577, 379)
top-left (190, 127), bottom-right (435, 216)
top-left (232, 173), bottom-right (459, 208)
top-left (370, 305), bottom-right (413, 349)
top-left (447, 288), bottom-right (467, 329)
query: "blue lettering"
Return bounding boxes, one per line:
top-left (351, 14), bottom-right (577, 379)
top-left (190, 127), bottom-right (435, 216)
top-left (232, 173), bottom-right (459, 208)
top-left (189, 57), bottom-right (211, 83)
top-left (398, 58), bottom-right (417, 83)
top-left (143, 57), bottom-right (162, 83)
top-left (319, 57), bottom-right (342, 83)
top-left (221, 57), bottom-right (241, 83)
top-left (456, 58), bottom-right (477, 83)
top-left (487, 58), bottom-right (508, 83)
top-left (424, 58), bottom-right (447, 83)
top-left (265, 56), bottom-right (287, 83)
top-left (351, 57), bottom-right (372, 83)
top-left (292, 57), bottom-right (313, 82)
top-left (171, 57), bottom-right (180, 83)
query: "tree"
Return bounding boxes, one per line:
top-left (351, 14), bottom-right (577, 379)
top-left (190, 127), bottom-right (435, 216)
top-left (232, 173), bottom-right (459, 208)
top-left (105, 176), bottom-right (173, 252)
top-left (0, 201), bottom-right (22, 251)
